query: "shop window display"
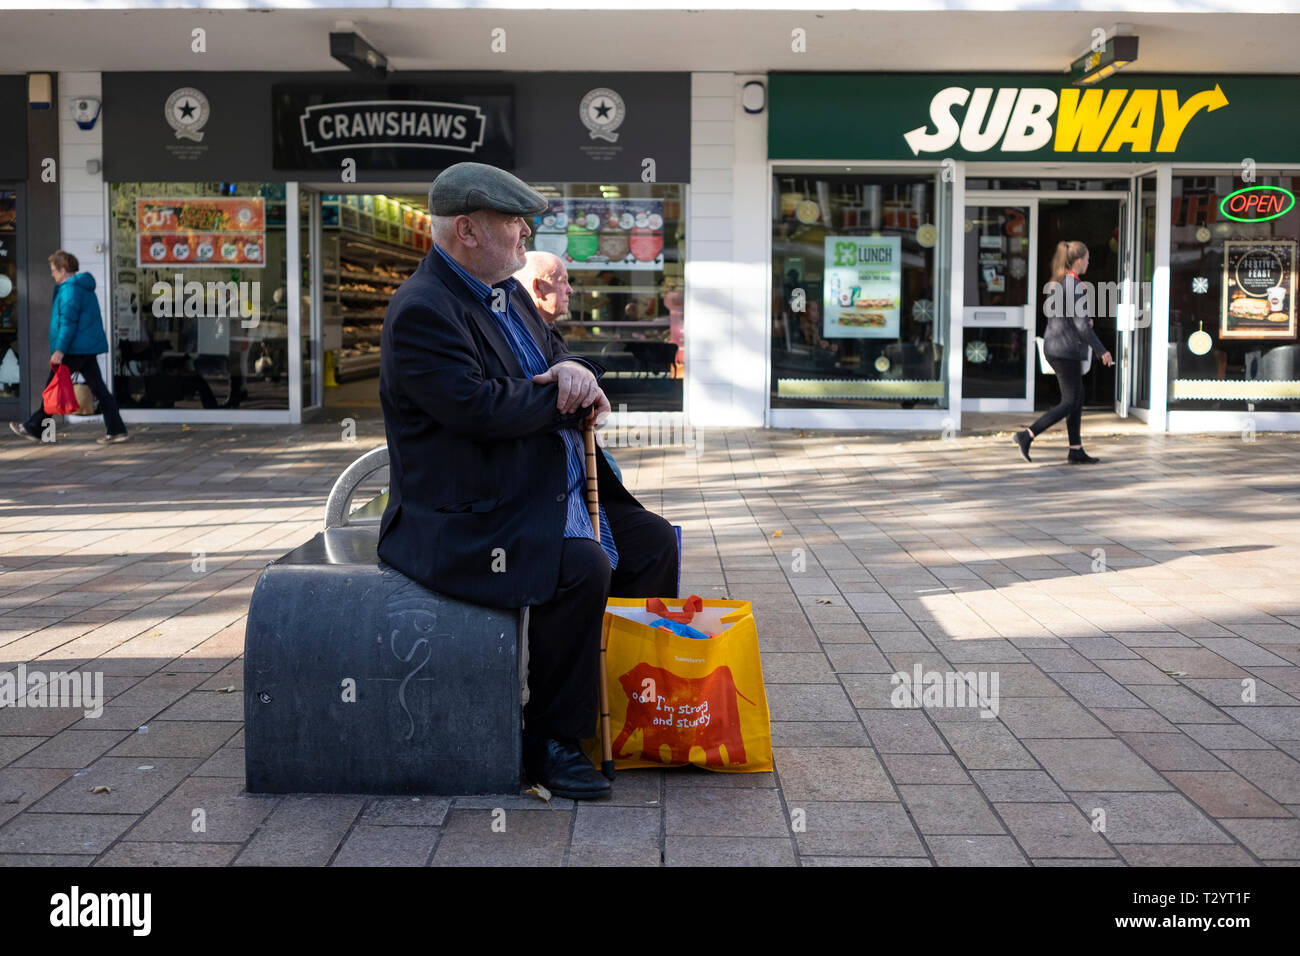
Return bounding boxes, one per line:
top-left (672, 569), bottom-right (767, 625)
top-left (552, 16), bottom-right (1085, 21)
top-left (108, 182), bottom-right (291, 410)
top-left (1168, 172), bottom-right (1300, 411)
top-left (0, 190), bottom-right (17, 399)
top-left (525, 182), bottom-right (684, 413)
top-left (771, 170), bottom-right (948, 409)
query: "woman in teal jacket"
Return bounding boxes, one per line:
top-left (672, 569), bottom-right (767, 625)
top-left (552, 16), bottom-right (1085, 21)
top-left (10, 250), bottom-right (128, 444)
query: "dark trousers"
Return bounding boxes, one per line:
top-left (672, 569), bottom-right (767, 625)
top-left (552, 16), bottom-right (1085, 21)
top-left (1029, 355), bottom-right (1084, 446)
top-left (24, 353), bottom-right (127, 437)
top-left (523, 497), bottom-right (679, 741)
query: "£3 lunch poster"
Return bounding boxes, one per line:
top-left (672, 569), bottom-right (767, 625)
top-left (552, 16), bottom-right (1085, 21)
top-left (1221, 240), bottom-right (1297, 340)
top-left (824, 235), bottom-right (901, 338)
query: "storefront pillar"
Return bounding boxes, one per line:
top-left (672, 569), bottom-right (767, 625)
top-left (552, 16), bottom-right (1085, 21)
top-left (1151, 164), bottom-right (1174, 430)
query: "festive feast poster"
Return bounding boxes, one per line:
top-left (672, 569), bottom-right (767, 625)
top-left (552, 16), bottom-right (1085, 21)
top-left (531, 199), bottom-right (664, 271)
top-left (1221, 240), bottom-right (1296, 340)
top-left (823, 235), bottom-right (901, 338)
top-left (136, 197), bottom-right (266, 269)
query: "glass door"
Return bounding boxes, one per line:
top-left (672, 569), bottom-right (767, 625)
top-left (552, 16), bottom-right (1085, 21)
top-left (1114, 193), bottom-right (1134, 417)
top-left (961, 194), bottom-right (1037, 412)
top-left (1130, 174), bottom-right (1157, 412)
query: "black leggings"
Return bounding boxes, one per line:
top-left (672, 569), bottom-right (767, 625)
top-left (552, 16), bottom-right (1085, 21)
top-left (1029, 355), bottom-right (1084, 446)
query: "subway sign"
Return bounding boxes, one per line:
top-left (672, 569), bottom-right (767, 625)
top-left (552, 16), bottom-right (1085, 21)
top-left (900, 84), bottom-right (1225, 156)
top-left (1220, 186), bottom-right (1296, 223)
top-left (769, 74), bottom-right (1300, 163)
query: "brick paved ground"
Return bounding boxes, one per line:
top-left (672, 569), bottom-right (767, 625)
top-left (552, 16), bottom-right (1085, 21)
top-left (2, 409), bottom-right (1299, 866)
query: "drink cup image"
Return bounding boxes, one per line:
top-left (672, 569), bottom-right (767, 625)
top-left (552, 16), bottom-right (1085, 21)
top-left (1267, 286), bottom-right (1286, 311)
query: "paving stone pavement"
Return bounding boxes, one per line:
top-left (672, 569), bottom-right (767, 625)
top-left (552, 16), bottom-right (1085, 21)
top-left (2, 411), bottom-right (1300, 866)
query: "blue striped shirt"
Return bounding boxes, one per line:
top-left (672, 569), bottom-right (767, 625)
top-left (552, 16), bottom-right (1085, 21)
top-left (432, 244), bottom-right (618, 570)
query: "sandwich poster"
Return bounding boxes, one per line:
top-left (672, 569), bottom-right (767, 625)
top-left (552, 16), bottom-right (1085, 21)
top-left (824, 235), bottom-right (901, 338)
top-left (1221, 240), bottom-right (1296, 340)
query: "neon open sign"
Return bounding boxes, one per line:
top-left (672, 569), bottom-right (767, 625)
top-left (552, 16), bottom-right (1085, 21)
top-left (1220, 186), bottom-right (1296, 223)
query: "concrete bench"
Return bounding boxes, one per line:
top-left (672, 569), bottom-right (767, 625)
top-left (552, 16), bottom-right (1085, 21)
top-left (244, 445), bottom-right (680, 796)
top-left (244, 447), bottom-right (526, 795)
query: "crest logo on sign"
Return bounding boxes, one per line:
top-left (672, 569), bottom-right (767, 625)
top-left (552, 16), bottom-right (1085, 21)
top-left (165, 87), bottom-right (210, 142)
top-left (580, 88), bottom-right (625, 143)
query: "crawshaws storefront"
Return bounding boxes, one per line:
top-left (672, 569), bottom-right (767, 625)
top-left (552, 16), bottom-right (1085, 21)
top-left (100, 71), bottom-right (690, 424)
top-left (767, 73), bottom-right (1300, 432)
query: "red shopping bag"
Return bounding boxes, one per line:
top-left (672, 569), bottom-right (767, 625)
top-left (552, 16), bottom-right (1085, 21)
top-left (42, 364), bottom-right (80, 415)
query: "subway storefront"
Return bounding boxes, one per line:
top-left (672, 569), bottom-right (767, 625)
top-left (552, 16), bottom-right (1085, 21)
top-left (767, 73), bottom-right (1300, 432)
top-left (101, 72), bottom-right (690, 424)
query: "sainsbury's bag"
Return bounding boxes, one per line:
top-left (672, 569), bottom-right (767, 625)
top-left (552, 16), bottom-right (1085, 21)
top-left (595, 596), bottom-right (772, 772)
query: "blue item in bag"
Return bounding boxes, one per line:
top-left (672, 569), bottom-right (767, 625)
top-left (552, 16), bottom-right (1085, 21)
top-left (650, 618), bottom-right (711, 640)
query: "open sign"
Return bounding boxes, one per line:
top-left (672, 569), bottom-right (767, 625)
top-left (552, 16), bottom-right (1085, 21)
top-left (1220, 186), bottom-right (1296, 223)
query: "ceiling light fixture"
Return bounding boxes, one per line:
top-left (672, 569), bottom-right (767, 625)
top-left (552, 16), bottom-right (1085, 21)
top-left (330, 25), bottom-right (388, 79)
top-left (1070, 28), bottom-right (1138, 86)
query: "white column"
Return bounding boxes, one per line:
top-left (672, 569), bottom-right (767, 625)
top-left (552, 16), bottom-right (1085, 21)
top-left (58, 73), bottom-right (109, 385)
top-left (1150, 164), bottom-right (1172, 430)
top-left (685, 72), bottom-right (767, 428)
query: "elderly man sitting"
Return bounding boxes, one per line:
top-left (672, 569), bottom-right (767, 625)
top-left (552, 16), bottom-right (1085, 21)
top-left (377, 162), bottom-right (678, 799)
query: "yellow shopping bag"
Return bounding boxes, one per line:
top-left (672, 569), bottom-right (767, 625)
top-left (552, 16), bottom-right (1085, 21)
top-left (594, 596), bottom-right (772, 773)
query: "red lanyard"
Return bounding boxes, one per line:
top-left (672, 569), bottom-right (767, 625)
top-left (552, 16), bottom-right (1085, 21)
top-left (1067, 270), bottom-right (1081, 280)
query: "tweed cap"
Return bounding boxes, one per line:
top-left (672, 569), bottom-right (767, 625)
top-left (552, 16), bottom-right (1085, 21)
top-left (428, 162), bottom-right (548, 217)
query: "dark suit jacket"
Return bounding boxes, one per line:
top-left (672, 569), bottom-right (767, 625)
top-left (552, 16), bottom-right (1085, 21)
top-left (377, 248), bottom-right (639, 609)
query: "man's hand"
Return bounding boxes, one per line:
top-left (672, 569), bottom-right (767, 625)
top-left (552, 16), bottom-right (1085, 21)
top-left (533, 360), bottom-right (599, 415)
top-left (1101, 351), bottom-right (1114, 367)
top-left (589, 387), bottom-right (611, 426)
top-left (50, 350), bottom-right (64, 367)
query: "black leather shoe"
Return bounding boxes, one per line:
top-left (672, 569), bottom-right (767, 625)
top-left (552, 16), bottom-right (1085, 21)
top-left (523, 734), bottom-right (611, 800)
top-left (1067, 447), bottom-right (1100, 464)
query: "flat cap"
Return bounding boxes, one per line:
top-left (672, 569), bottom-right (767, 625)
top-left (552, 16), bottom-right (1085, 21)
top-left (428, 162), bottom-right (548, 217)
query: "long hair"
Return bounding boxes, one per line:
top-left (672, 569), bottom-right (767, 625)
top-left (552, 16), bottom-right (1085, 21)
top-left (1049, 241), bottom-right (1088, 283)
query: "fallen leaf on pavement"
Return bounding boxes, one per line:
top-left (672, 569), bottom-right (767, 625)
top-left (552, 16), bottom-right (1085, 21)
top-left (90, 786), bottom-right (112, 794)
top-left (525, 784), bottom-right (552, 803)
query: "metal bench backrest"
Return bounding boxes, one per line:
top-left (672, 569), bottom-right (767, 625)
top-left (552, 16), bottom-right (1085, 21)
top-left (323, 445), bottom-right (390, 530)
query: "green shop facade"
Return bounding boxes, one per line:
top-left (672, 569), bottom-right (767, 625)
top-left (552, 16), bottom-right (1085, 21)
top-left (765, 73), bottom-right (1300, 432)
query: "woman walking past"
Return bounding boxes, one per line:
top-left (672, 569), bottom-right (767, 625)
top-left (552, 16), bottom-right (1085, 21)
top-left (1014, 240), bottom-right (1112, 464)
top-left (10, 250), bottom-right (128, 444)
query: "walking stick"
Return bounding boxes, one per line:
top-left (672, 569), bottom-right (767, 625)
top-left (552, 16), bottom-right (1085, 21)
top-left (585, 421), bottom-right (616, 782)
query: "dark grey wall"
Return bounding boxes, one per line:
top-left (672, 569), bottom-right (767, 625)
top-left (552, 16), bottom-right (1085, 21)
top-left (23, 73), bottom-right (60, 415)
top-left (0, 76), bottom-right (29, 180)
top-left (104, 71), bottom-right (691, 185)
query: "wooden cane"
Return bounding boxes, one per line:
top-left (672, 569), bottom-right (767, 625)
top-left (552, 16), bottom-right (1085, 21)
top-left (585, 422), bottom-right (616, 782)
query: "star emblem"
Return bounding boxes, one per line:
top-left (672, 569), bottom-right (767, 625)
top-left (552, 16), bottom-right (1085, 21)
top-left (177, 100), bottom-right (197, 121)
top-left (593, 101), bottom-right (612, 120)
top-left (1192, 277), bottom-right (1209, 294)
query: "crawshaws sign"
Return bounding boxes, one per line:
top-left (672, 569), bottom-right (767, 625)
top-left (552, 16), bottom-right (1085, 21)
top-left (273, 84), bottom-right (513, 170)
top-left (769, 73), bottom-right (1300, 162)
